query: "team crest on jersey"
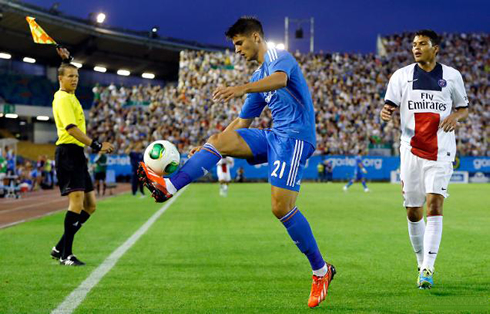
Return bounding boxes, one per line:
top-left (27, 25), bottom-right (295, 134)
top-left (438, 79), bottom-right (447, 88)
top-left (263, 91), bottom-right (276, 103)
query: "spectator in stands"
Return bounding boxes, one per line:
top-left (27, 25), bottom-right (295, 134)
top-left (317, 161), bottom-right (325, 182)
top-left (324, 159), bottom-right (333, 183)
top-left (93, 152), bottom-right (108, 196)
top-left (87, 32), bottom-right (488, 157)
top-left (235, 166), bottom-right (245, 183)
top-left (128, 141), bottom-right (145, 197)
top-left (0, 151), bottom-right (7, 185)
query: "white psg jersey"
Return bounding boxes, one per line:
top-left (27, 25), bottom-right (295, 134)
top-left (385, 63), bottom-right (469, 162)
top-left (217, 157), bottom-right (234, 174)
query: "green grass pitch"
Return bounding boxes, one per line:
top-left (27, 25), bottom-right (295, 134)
top-left (1, 183), bottom-right (489, 313)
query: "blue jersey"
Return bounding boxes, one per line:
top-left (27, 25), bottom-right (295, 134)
top-left (239, 48), bottom-right (316, 147)
top-left (354, 156), bottom-right (363, 176)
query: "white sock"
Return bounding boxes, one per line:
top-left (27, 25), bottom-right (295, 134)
top-left (422, 216), bottom-right (443, 271)
top-left (313, 263), bottom-right (327, 277)
top-left (164, 178), bottom-right (177, 195)
top-left (407, 217), bottom-right (425, 268)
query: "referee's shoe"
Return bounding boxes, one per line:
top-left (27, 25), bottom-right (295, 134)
top-left (50, 247), bottom-right (61, 260)
top-left (60, 254), bottom-right (85, 266)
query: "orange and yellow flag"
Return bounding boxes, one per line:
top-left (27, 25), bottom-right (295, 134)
top-left (26, 16), bottom-right (57, 45)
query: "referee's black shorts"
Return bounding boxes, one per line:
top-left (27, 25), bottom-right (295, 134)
top-left (55, 144), bottom-right (94, 196)
top-left (94, 171), bottom-right (106, 181)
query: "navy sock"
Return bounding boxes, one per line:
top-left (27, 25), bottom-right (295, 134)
top-left (61, 211), bottom-right (81, 258)
top-left (56, 211), bottom-right (91, 251)
top-left (170, 143), bottom-right (222, 190)
top-left (345, 180), bottom-right (354, 188)
top-left (362, 180), bottom-right (368, 189)
top-left (281, 207), bottom-right (325, 271)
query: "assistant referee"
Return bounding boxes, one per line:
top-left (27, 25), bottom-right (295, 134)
top-left (50, 47), bottom-right (114, 266)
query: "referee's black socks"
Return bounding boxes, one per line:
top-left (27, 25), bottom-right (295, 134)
top-left (59, 210), bottom-right (91, 258)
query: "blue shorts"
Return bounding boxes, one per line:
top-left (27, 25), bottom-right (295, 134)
top-left (353, 172), bottom-right (364, 181)
top-left (236, 128), bottom-right (315, 192)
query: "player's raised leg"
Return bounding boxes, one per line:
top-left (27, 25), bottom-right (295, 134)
top-left (138, 121), bottom-right (253, 202)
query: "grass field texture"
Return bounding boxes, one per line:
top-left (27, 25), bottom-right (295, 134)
top-left (1, 183), bottom-right (489, 313)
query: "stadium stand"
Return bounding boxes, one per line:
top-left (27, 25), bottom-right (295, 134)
top-left (86, 33), bottom-right (489, 157)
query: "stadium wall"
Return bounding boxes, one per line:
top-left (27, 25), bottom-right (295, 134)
top-left (89, 154), bottom-right (490, 182)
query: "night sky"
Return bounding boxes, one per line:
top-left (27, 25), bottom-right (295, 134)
top-left (24, 0), bottom-right (490, 53)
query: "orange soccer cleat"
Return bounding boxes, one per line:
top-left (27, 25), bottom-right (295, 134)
top-left (137, 162), bottom-right (173, 202)
top-left (308, 263), bottom-right (336, 308)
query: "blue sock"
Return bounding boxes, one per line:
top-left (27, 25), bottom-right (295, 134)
top-left (362, 180), bottom-right (367, 189)
top-left (280, 207), bottom-right (325, 271)
top-left (170, 143), bottom-right (222, 190)
top-left (345, 180), bottom-right (354, 188)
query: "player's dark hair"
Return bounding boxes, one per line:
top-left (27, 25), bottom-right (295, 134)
top-left (225, 16), bottom-right (264, 39)
top-left (58, 63), bottom-right (78, 76)
top-left (415, 29), bottom-right (441, 46)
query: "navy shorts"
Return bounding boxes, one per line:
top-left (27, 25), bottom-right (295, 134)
top-left (236, 129), bottom-right (314, 192)
top-left (55, 144), bottom-right (94, 196)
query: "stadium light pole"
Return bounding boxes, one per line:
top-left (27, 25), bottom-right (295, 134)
top-left (310, 17), bottom-right (314, 53)
top-left (284, 17), bottom-right (315, 53)
top-left (285, 17), bottom-right (289, 51)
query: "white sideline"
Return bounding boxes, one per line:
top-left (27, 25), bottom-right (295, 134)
top-left (51, 187), bottom-right (187, 314)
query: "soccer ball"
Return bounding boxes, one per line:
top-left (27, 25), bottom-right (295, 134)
top-left (143, 140), bottom-right (180, 176)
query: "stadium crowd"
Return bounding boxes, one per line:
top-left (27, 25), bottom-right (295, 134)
top-left (87, 32), bottom-right (489, 157)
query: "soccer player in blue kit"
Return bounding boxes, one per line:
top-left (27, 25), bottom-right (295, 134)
top-left (343, 153), bottom-right (369, 192)
top-left (138, 17), bottom-right (335, 308)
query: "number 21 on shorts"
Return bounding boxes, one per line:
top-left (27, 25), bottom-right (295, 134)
top-left (271, 160), bottom-right (286, 178)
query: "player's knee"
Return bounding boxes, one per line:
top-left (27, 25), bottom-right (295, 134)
top-left (207, 133), bottom-right (222, 151)
top-left (208, 132), bottom-right (232, 156)
top-left (85, 203), bottom-right (96, 215)
top-left (68, 201), bottom-right (84, 214)
top-left (68, 193), bottom-right (84, 213)
top-left (427, 203), bottom-right (443, 216)
top-left (271, 199), bottom-right (293, 219)
top-left (406, 207), bottom-right (423, 221)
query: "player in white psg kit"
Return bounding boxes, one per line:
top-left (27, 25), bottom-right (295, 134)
top-left (216, 157), bottom-right (234, 196)
top-left (380, 30), bottom-right (469, 289)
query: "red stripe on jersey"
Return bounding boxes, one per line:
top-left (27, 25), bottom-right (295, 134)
top-left (221, 164), bottom-right (227, 173)
top-left (410, 112), bottom-right (440, 161)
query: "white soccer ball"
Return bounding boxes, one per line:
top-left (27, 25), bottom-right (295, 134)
top-left (143, 140), bottom-right (180, 176)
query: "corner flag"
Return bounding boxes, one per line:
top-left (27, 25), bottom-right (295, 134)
top-left (26, 16), bottom-right (57, 45)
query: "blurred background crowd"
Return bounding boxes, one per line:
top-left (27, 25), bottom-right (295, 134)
top-left (86, 32), bottom-right (489, 157)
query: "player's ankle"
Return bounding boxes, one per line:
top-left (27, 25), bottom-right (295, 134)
top-left (165, 178), bottom-right (177, 194)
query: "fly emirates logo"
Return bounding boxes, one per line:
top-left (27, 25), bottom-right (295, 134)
top-left (408, 92), bottom-right (447, 111)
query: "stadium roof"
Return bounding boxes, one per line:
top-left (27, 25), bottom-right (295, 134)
top-left (0, 0), bottom-right (227, 80)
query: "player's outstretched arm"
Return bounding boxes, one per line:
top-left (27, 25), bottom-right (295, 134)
top-left (213, 72), bottom-right (287, 102)
top-left (439, 107), bottom-right (469, 132)
top-left (380, 104), bottom-right (397, 121)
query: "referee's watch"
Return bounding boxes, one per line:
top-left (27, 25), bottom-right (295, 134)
top-left (90, 140), bottom-right (103, 153)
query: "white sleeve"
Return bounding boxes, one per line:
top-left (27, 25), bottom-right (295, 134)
top-left (452, 71), bottom-right (469, 108)
top-left (384, 69), bottom-right (402, 107)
